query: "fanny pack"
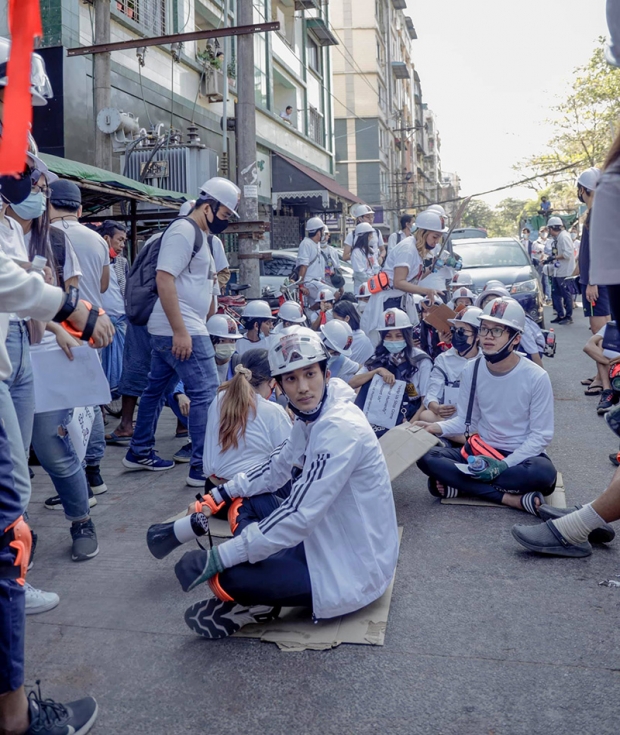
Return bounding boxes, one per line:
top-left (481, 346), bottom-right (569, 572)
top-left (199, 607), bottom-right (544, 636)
top-left (459, 358), bottom-right (508, 462)
top-left (609, 363), bottom-right (620, 392)
top-left (367, 271), bottom-right (390, 294)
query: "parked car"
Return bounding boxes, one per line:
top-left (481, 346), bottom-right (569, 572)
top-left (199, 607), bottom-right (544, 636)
top-left (259, 249), bottom-right (355, 295)
top-left (451, 237), bottom-right (545, 326)
top-left (446, 227), bottom-right (487, 252)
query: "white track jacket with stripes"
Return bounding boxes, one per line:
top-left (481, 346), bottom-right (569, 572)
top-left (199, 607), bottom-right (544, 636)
top-left (217, 380), bottom-right (399, 619)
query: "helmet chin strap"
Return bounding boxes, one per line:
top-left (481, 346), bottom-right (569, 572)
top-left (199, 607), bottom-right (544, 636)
top-left (288, 383), bottom-right (328, 423)
top-left (482, 332), bottom-right (519, 365)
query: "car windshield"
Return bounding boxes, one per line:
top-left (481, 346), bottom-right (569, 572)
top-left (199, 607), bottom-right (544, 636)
top-left (453, 242), bottom-right (529, 269)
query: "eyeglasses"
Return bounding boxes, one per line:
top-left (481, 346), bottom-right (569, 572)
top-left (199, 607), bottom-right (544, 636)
top-left (31, 183), bottom-right (50, 197)
top-left (479, 325), bottom-right (507, 338)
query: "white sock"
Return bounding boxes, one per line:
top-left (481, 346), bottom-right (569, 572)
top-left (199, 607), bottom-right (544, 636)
top-left (551, 504), bottom-right (606, 545)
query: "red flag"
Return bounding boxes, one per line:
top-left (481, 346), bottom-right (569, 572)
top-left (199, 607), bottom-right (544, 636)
top-left (0, 0), bottom-right (42, 175)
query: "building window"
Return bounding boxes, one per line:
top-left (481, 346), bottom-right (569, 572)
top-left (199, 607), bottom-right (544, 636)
top-left (378, 82), bottom-right (387, 113)
top-left (308, 105), bottom-right (325, 146)
top-left (376, 0), bottom-right (386, 34)
top-left (307, 36), bottom-right (321, 75)
top-left (254, 1), bottom-right (268, 108)
top-left (117, 0), bottom-right (166, 35)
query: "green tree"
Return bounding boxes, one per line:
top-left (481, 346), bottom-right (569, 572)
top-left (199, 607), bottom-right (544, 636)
top-left (461, 200), bottom-right (494, 231)
top-left (489, 198), bottom-right (528, 237)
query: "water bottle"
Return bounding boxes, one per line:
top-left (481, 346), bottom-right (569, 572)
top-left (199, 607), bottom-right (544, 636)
top-left (467, 455), bottom-right (488, 473)
top-left (30, 255), bottom-right (47, 275)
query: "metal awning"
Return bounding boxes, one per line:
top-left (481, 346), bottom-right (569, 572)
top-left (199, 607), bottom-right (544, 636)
top-left (392, 61), bottom-right (410, 79)
top-left (40, 153), bottom-right (188, 214)
top-left (306, 18), bottom-right (339, 47)
top-left (271, 153), bottom-right (363, 210)
top-left (405, 17), bottom-right (417, 40)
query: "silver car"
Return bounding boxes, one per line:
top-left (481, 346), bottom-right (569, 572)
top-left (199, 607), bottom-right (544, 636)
top-left (259, 249), bottom-right (355, 294)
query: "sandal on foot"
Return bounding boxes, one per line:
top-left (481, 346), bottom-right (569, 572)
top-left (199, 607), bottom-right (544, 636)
top-left (585, 384), bottom-right (603, 396)
top-left (105, 431), bottom-right (132, 445)
top-left (520, 491), bottom-right (545, 516)
top-left (580, 377), bottom-right (594, 386)
top-left (428, 478), bottom-right (458, 499)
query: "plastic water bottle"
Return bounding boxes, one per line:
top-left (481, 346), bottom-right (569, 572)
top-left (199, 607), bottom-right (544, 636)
top-left (30, 255), bottom-right (47, 275)
top-left (467, 455), bottom-right (488, 473)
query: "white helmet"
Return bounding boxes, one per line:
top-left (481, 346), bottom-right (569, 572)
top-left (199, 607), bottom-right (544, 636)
top-left (278, 300), bottom-right (306, 324)
top-left (426, 204), bottom-right (446, 217)
top-left (451, 272), bottom-right (473, 288)
top-left (198, 177), bottom-right (240, 216)
top-left (179, 200), bottom-right (195, 217)
top-left (268, 326), bottom-right (329, 376)
top-left (414, 210), bottom-right (448, 233)
top-left (422, 294), bottom-right (444, 307)
top-left (475, 286), bottom-right (510, 308)
top-left (306, 216), bottom-right (325, 234)
top-left (451, 287), bottom-right (475, 302)
top-left (242, 300), bottom-right (273, 321)
top-left (315, 286), bottom-right (336, 303)
top-left (377, 308), bottom-right (413, 331)
top-left (350, 203), bottom-right (374, 219)
top-left (206, 314), bottom-right (242, 339)
top-left (577, 167), bottom-right (601, 192)
top-left (357, 283), bottom-right (370, 300)
top-left (483, 279), bottom-right (505, 291)
top-left (354, 222), bottom-right (375, 237)
top-left (0, 39), bottom-right (54, 106)
top-left (479, 297), bottom-right (525, 333)
top-left (448, 306), bottom-right (483, 329)
top-left (320, 320), bottom-right (354, 356)
top-left (547, 216), bottom-right (564, 228)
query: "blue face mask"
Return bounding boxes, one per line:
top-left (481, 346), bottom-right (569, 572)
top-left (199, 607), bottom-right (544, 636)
top-left (384, 339), bottom-right (406, 354)
top-left (10, 191), bottom-right (47, 221)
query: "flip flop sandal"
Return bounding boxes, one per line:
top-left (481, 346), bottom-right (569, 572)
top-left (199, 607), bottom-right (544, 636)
top-left (427, 478), bottom-right (458, 499)
top-left (584, 385), bottom-right (603, 396)
top-left (520, 491), bottom-right (545, 516)
top-left (105, 431), bottom-right (132, 445)
top-left (580, 378), bottom-right (594, 386)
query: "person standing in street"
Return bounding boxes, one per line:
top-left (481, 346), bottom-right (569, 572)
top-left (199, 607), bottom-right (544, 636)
top-left (387, 214), bottom-right (414, 257)
top-left (295, 217), bottom-right (327, 306)
top-left (547, 216), bottom-right (575, 325)
top-left (123, 177), bottom-right (239, 487)
top-left (520, 227), bottom-right (534, 258)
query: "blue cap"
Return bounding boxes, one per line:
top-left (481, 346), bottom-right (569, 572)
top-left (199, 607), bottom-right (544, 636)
top-left (49, 179), bottom-right (82, 207)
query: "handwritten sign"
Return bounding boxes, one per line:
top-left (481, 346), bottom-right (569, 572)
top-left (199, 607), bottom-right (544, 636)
top-left (363, 375), bottom-right (406, 430)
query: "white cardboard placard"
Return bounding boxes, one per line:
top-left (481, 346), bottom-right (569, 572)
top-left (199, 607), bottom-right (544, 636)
top-left (363, 375), bottom-right (406, 430)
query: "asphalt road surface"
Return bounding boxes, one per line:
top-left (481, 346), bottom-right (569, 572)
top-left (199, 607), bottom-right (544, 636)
top-left (25, 305), bottom-right (620, 735)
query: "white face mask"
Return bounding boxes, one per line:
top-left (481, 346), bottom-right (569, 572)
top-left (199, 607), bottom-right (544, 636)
top-left (357, 301), bottom-right (367, 314)
top-left (215, 343), bottom-right (236, 361)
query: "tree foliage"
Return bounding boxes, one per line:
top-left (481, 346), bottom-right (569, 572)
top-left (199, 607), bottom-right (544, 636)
top-left (461, 200), bottom-right (494, 230)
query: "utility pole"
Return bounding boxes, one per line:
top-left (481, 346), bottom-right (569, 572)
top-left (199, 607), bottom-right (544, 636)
top-left (94, 0), bottom-right (112, 171)
top-left (235, 1), bottom-right (260, 297)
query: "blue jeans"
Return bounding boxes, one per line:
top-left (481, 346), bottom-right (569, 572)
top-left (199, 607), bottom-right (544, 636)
top-left (3, 321), bottom-right (34, 459)
top-left (130, 335), bottom-right (218, 471)
top-left (84, 405), bottom-right (105, 468)
top-left (118, 322), bottom-right (152, 397)
top-left (0, 383), bottom-right (31, 512)
top-left (542, 272), bottom-right (551, 299)
top-left (31, 409), bottom-right (91, 522)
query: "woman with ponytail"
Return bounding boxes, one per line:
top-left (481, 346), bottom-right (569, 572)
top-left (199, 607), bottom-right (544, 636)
top-left (203, 348), bottom-right (292, 484)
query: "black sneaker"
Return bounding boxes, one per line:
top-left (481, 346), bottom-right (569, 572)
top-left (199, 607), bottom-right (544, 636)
top-left (557, 317), bottom-right (573, 325)
top-left (28, 529), bottom-right (38, 572)
top-left (184, 598), bottom-right (281, 639)
top-left (45, 487), bottom-right (97, 511)
top-left (85, 464), bottom-right (107, 495)
top-left (26, 680), bottom-right (98, 735)
top-left (70, 519), bottom-right (99, 562)
top-left (550, 316), bottom-right (563, 324)
top-left (597, 389), bottom-right (615, 414)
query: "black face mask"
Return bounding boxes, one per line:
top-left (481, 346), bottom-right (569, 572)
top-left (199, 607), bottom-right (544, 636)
top-left (206, 203), bottom-right (230, 235)
top-left (482, 331), bottom-right (518, 364)
top-left (577, 191), bottom-right (585, 204)
top-left (0, 170), bottom-right (32, 206)
top-left (451, 328), bottom-right (475, 356)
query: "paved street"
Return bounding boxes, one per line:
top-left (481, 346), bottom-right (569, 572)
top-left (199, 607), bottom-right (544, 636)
top-left (24, 306), bottom-right (620, 735)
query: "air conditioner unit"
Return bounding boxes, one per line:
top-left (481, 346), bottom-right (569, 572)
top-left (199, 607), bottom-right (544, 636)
top-left (295, 0), bottom-right (320, 9)
top-left (121, 144), bottom-right (219, 196)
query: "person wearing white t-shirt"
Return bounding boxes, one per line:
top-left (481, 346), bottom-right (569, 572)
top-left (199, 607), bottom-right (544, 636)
top-left (386, 214), bottom-right (413, 258)
top-left (547, 217), bottom-right (576, 325)
top-left (296, 217), bottom-right (326, 304)
top-left (203, 348), bottom-right (292, 485)
top-left (583, 322), bottom-right (620, 415)
top-left (416, 297), bottom-right (557, 515)
top-left (124, 177), bottom-right (240, 488)
top-left (331, 299), bottom-right (374, 366)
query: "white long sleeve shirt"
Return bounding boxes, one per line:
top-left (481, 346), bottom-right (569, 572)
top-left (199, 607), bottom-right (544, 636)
top-left (0, 250), bottom-right (64, 380)
top-left (217, 381), bottom-right (399, 619)
top-left (424, 347), bottom-right (478, 408)
top-left (436, 355), bottom-right (554, 467)
top-left (551, 230), bottom-right (575, 277)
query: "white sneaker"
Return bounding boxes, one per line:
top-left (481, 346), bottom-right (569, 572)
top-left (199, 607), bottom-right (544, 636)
top-left (24, 582), bottom-right (60, 615)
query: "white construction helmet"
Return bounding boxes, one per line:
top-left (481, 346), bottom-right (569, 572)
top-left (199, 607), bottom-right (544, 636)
top-left (451, 287), bottom-right (475, 302)
top-left (377, 307), bottom-right (413, 331)
top-left (354, 222), bottom-right (375, 237)
top-left (278, 300), bottom-right (306, 324)
top-left (547, 216), bottom-right (564, 228)
top-left (198, 177), bottom-right (240, 215)
top-left (206, 314), bottom-right (242, 339)
top-left (242, 300), bottom-right (273, 320)
top-left (316, 286), bottom-right (336, 303)
top-left (350, 203), bottom-right (374, 219)
top-left (357, 283), bottom-right (370, 300)
top-left (422, 294), bottom-right (444, 307)
top-left (0, 39), bottom-right (53, 106)
top-left (479, 297), bottom-right (525, 333)
top-left (320, 320), bottom-right (354, 356)
top-left (179, 200), bottom-right (195, 217)
top-left (577, 167), bottom-right (601, 192)
top-left (475, 286), bottom-right (510, 308)
top-left (268, 326), bottom-right (329, 376)
top-left (448, 306), bottom-right (483, 329)
top-left (306, 216), bottom-right (325, 233)
top-left (483, 279), bottom-right (505, 291)
top-left (451, 271), bottom-right (474, 288)
top-left (414, 210), bottom-right (448, 233)
top-left (426, 204), bottom-right (446, 217)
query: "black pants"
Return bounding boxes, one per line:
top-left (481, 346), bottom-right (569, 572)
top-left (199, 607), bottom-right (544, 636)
top-left (417, 446), bottom-right (557, 504)
top-left (551, 276), bottom-right (573, 319)
top-left (217, 492), bottom-right (313, 609)
top-left (608, 284), bottom-right (620, 323)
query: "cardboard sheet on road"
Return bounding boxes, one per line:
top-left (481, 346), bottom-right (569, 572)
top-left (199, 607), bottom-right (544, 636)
top-left (235, 529), bottom-right (403, 651)
top-left (379, 423), bottom-right (439, 482)
top-left (440, 472), bottom-right (567, 509)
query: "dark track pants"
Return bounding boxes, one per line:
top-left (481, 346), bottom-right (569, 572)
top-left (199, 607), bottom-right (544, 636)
top-left (215, 491), bottom-right (313, 609)
top-left (417, 446), bottom-right (557, 504)
top-left (551, 276), bottom-right (573, 320)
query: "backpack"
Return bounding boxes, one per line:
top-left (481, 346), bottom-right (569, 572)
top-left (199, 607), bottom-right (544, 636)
top-left (49, 227), bottom-right (68, 290)
top-left (125, 218), bottom-right (204, 326)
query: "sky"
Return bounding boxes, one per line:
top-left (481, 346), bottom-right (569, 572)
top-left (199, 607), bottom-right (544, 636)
top-left (410, 0), bottom-right (609, 205)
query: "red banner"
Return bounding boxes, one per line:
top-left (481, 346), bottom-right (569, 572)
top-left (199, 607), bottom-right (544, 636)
top-left (0, 0), bottom-right (42, 175)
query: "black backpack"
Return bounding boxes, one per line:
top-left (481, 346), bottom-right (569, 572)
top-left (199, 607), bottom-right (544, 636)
top-left (125, 218), bottom-right (204, 326)
top-left (49, 227), bottom-right (68, 290)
